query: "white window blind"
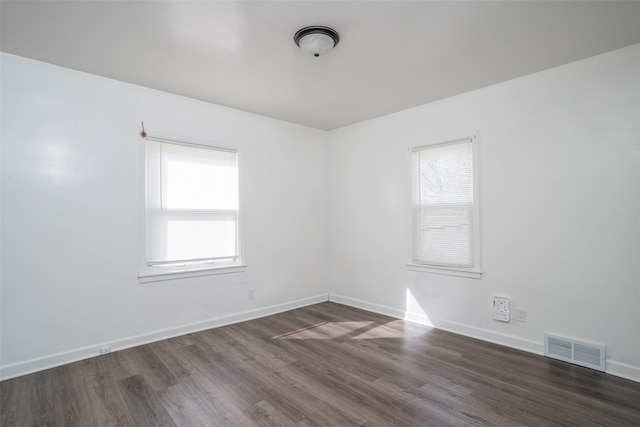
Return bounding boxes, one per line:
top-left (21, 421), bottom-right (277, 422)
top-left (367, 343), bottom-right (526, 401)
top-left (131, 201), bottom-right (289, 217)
top-left (412, 139), bottom-right (474, 268)
top-left (145, 138), bottom-right (239, 267)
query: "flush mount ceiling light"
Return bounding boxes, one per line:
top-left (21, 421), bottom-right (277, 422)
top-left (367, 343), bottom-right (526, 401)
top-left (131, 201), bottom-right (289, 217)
top-left (294, 26), bottom-right (340, 58)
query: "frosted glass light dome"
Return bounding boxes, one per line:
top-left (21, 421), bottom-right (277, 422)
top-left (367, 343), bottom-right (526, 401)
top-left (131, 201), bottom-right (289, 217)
top-left (294, 26), bottom-right (340, 58)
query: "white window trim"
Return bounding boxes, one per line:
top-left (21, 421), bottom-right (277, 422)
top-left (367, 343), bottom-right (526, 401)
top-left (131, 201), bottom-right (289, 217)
top-left (138, 264), bottom-right (247, 283)
top-left (137, 132), bottom-right (246, 283)
top-left (407, 134), bottom-right (482, 279)
top-left (406, 264), bottom-right (482, 279)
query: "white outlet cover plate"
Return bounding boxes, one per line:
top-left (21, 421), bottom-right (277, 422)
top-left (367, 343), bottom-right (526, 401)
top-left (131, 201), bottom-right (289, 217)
top-left (493, 312), bottom-right (510, 322)
top-left (493, 297), bottom-right (510, 312)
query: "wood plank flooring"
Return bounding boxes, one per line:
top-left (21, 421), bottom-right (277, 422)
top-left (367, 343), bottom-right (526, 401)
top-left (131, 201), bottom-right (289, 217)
top-left (2, 302), bottom-right (640, 426)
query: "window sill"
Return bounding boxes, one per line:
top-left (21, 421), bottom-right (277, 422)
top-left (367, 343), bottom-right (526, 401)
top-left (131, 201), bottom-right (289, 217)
top-left (406, 264), bottom-right (482, 279)
top-left (138, 264), bottom-right (247, 283)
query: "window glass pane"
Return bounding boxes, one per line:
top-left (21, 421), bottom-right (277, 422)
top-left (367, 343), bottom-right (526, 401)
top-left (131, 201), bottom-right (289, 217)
top-left (412, 139), bottom-right (474, 268)
top-left (418, 141), bottom-right (473, 205)
top-left (162, 144), bottom-right (238, 210)
top-left (145, 138), bottom-right (239, 266)
top-left (414, 206), bottom-right (472, 267)
top-left (166, 218), bottom-right (237, 261)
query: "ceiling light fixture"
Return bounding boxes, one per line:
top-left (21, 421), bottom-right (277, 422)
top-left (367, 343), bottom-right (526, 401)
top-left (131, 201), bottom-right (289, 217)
top-left (294, 26), bottom-right (340, 58)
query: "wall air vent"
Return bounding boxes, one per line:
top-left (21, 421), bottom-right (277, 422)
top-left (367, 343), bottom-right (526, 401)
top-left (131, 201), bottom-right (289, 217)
top-left (544, 333), bottom-right (605, 372)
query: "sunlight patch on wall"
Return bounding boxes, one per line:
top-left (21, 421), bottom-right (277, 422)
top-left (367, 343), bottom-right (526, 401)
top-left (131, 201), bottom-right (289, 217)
top-left (405, 288), bottom-right (434, 326)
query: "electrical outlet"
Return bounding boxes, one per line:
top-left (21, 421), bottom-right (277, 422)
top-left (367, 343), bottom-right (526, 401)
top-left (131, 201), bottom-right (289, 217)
top-left (100, 345), bottom-right (111, 355)
top-left (516, 308), bottom-right (527, 322)
top-left (248, 288), bottom-right (255, 300)
top-left (493, 296), bottom-right (510, 322)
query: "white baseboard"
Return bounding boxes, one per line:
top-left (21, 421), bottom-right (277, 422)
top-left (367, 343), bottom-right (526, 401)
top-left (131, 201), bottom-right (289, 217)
top-left (328, 293), bottom-right (639, 383)
top-left (5, 293), bottom-right (638, 384)
top-left (0, 294), bottom-right (329, 381)
top-left (329, 293), bottom-right (414, 323)
top-left (328, 293), bottom-right (541, 354)
top-left (607, 360), bottom-right (640, 383)
top-left (434, 319), bottom-right (543, 355)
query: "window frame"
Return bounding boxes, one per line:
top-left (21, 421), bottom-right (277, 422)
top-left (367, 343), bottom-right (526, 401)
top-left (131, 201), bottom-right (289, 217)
top-left (138, 133), bottom-right (246, 283)
top-left (407, 134), bottom-right (482, 279)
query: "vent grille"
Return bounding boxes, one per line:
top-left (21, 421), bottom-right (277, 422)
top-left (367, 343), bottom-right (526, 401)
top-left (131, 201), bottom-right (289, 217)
top-left (548, 337), bottom-right (572, 358)
top-left (544, 333), bottom-right (605, 372)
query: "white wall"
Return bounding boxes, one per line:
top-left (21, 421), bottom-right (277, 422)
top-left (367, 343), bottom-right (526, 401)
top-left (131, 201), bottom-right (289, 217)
top-left (1, 53), bottom-right (329, 378)
top-left (327, 44), bottom-right (640, 381)
top-left (3, 44), bottom-right (639, 382)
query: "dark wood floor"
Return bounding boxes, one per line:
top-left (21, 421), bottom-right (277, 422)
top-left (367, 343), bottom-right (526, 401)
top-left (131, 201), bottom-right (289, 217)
top-left (2, 302), bottom-right (640, 426)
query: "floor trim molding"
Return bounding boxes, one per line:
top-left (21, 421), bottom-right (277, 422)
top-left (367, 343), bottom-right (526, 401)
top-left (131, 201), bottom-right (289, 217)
top-left (328, 293), bottom-right (640, 383)
top-left (4, 293), bottom-right (638, 384)
top-left (607, 360), bottom-right (640, 383)
top-left (0, 293), bottom-right (329, 381)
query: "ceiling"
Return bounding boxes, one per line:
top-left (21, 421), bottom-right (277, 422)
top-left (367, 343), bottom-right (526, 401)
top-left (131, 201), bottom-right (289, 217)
top-left (2, 1), bottom-right (640, 131)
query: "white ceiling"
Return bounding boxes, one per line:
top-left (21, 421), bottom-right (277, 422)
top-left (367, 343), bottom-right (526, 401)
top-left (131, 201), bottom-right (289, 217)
top-left (2, 1), bottom-right (640, 130)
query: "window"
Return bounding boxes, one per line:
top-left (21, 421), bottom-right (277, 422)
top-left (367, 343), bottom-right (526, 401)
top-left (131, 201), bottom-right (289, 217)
top-left (139, 135), bottom-right (244, 282)
top-left (409, 136), bottom-right (481, 278)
